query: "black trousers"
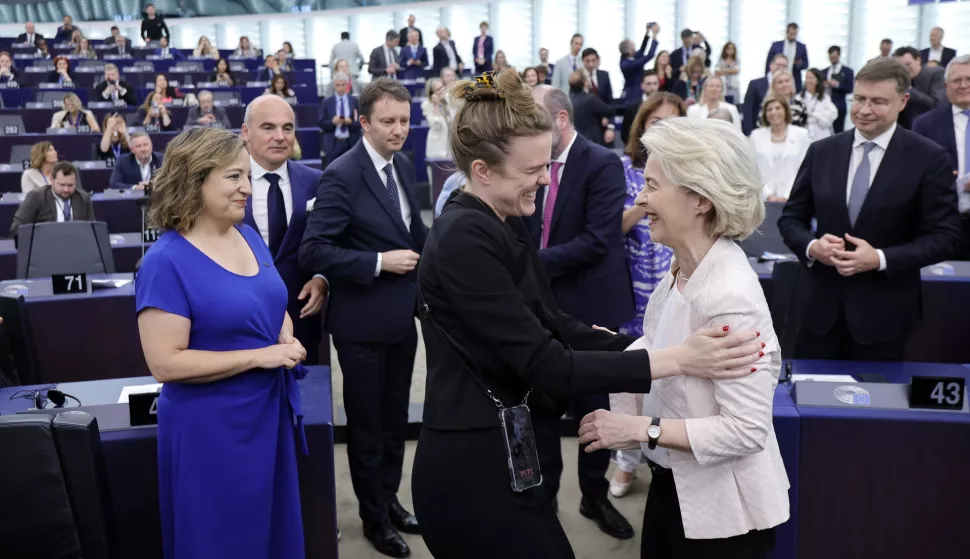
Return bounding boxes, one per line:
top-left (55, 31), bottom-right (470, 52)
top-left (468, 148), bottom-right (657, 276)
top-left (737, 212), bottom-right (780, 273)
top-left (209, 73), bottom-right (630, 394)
top-left (834, 105), bottom-right (847, 133)
top-left (325, 138), bottom-right (354, 169)
top-left (291, 313), bottom-right (322, 366)
top-left (334, 326), bottom-right (417, 525)
top-left (796, 307), bottom-right (906, 361)
top-left (960, 214), bottom-right (970, 260)
top-left (641, 464), bottom-right (775, 559)
top-left (538, 392), bottom-right (611, 503)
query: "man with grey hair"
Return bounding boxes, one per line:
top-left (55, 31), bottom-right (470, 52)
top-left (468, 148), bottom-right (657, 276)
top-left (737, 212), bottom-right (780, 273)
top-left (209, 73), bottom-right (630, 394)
top-left (526, 84), bottom-right (636, 541)
top-left (913, 54), bottom-right (970, 258)
top-left (779, 57), bottom-right (961, 361)
top-left (186, 89), bottom-right (231, 128)
top-left (319, 71), bottom-right (360, 167)
top-left (109, 131), bottom-right (161, 190)
top-left (95, 63), bottom-right (135, 105)
top-left (921, 26), bottom-right (956, 68)
top-left (368, 30), bottom-right (400, 79)
top-left (431, 26), bottom-right (463, 77)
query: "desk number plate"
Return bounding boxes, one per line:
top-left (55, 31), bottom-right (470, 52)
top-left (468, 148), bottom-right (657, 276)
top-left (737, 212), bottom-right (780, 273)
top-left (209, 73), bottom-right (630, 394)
top-left (129, 390), bottom-right (160, 426)
top-left (143, 228), bottom-right (160, 243)
top-left (52, 273), bottom-right (88, 294)
top-left (910, 376), bottom-right (966, 411)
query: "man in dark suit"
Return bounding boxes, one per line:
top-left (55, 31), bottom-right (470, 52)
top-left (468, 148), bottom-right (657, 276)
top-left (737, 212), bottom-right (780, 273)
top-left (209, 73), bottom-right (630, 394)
top-left (766, 23), bottom-right (809, 91)
top-left (257, 55), bottom-right (285, 82)
top-left (620, 70), bottom-right (659, 145)
top-left (472, 22), bottom-right (493, 74)
top-left (778, 57), bottom-right (961, 361)
top-left (368, 30), bottom-right (401, 80)
top-left (185, 90), bottom-right (232, 128)
top-left (913, 54), bottom-right (970, 259)
top-left (300, 79), bottom-right (427, 558)
top-left (920, 27), bottom-right (956, 69)
top-left (109, 132), bottom-right (162, 190)
top-left (895, 46), bottom-right (946, 128)
top-left (104, 26), bottom-right (131, 48)
top-left (825, 46), bottom-right (854, 134)
top-left (155, 37), bottom-right (185, 60)
top-left (111, 34), bottom-right (131, 57)
top-left (16, 22), bottom-right (43, 47)
top-left (319, 71), bottom-right (361, 168)
top-left (10, 162), bottom-right (94, 238)
top-left (528, 85), bottom-right (635, 540)
top-left (53, 15), bottom-right (75, 44)
top-left (242, 95), bottom-right (326, 364)
top-left (398, 30), bottom-right (428, 81)
top-left (431, 27), bottom-right (463, 78)
top-left (398, 14), bottom-right (423, 46)
top-left (620, 24), bottom-right (659, 104)
top-left (743, 53), bottom-right (788, 135)
top-left (581, 48), bottom-right (613, 106)
top-left (94, 64), bottom-right (136, 106)
top-left (568, 70), bottom-right (615, 146)
top-left (670, 28), bottom-right (711, 78)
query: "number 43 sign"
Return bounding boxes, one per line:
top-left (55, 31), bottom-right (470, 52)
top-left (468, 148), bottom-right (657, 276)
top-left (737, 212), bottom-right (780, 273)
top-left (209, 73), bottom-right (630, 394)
top-left (910, 376), bottom-right (967, 411)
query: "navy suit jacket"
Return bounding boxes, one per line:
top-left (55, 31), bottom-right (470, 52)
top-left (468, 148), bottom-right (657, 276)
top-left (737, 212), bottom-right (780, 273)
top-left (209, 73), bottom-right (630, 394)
top-left (398, 44), bottom-right (428, 81)
top-left (766, 40), bottom-right (809, 90)
top-left (523, 133), bottom-right (634, 327)
top-left (318, 94), bottom-right (361, 156)
top-left (913, 104), bottom-right (959, 174)
top-left (620, 35), bottom-right (658, 104)
top-left (827, 65), bottom-right (854, 112)
top-left (299, 140), bottom-right (429, 343)
top-left (108, 152), bottom-right (163, 190)
top-left (154, 47), bottom-right (185, 60)
top-left (591, 70), bottom-right (613, 105)
top-left (431, 40), bottom-right (463, 76)
top-left (742, 77), bottom-right (769, 135)
top-left (472, 35), bottom-right (493, 72)
top-left (778, 128), bottom-right (961, 344)
top-left (244, 161), bottom-right (323, 344)
top-left (921, 47), bottom-right (957, 69)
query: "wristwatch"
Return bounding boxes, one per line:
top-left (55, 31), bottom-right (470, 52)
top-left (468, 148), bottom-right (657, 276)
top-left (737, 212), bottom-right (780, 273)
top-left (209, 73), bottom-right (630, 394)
top-left (647, 416), bottom-right (662, 450)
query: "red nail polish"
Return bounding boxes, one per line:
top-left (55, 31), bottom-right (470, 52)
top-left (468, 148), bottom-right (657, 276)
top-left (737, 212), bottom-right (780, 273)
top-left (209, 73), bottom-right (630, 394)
top-left (751, 367), bottom-right (757, 372)
top-left (722, 326), bottom-right (730, 331)
top-left (759, 351), bottom-right (764, 357)
top-left (761, 342), bottom-right (766, 348)
top-left (756, 331), bottom-right (761, 336)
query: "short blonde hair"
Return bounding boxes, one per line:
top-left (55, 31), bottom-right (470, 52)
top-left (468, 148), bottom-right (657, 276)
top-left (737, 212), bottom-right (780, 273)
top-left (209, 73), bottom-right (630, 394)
top-left (640, 118), bottom-right (764, 240)
top-left (148, 127), bottom-right (246, 233)
top-left (700, 75), bottom-right (725, 102)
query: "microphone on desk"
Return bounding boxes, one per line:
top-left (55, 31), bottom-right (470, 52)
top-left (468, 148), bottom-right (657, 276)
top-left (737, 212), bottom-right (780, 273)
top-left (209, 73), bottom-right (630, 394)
top-left (779, 361), bottom-right (793, 384)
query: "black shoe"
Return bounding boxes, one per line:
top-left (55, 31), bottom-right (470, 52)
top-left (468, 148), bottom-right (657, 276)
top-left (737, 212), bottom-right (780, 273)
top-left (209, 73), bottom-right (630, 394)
top-left (363, 522), bottom-right (411, 558)
top-left (579, 496), bottom-right (634, 540)
top-left (389, 501), bottom-right (421, 535)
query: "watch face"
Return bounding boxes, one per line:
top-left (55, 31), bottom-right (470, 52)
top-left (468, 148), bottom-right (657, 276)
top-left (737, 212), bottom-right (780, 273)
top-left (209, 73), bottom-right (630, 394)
top-left (647, 425), bottom-right (662, 439)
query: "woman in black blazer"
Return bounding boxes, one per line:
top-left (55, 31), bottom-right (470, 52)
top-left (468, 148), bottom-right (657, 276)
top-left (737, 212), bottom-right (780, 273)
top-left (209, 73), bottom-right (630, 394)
top-left (411, 69), bottom-right (763, 559)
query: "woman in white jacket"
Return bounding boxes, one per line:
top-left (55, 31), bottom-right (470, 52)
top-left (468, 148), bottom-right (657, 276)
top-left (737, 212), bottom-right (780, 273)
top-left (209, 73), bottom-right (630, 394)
top-left (749, 95), bottom-right (810, 202)
top-left (422, 78), bottom-right (450, 159)
top-left (799, 68), bottom-right (839, 140)
top-left (578, 118), bottom-right (789, 558)
top-left (686, 75), bottom-right (742, 133)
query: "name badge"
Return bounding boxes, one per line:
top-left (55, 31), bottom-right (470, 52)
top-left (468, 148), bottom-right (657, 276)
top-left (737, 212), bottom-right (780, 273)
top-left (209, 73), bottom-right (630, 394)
top-left (143, 228), bottom-right (160, 243)
top-left (52, 272), bottom-right (88, 294)
top-left (129, 389), bottom-right (161, 426)
top-left (910, 376), bottom-right (966, 411)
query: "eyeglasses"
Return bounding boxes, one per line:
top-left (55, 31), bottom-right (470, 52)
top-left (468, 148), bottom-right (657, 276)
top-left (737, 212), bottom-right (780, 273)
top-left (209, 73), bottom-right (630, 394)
top-left (949, 77), bottom-right (970, 86)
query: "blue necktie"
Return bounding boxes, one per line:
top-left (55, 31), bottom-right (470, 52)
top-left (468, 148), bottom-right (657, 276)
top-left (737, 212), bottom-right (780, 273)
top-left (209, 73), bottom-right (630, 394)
top-left (962, 109), bottom-right (970, 173)
top-left (338, 96), bottom-right (345, 133)
top-left (848, 142), bottom-right (876, 227)
top-left (265, 172), bottom-right (286, 255)
top-left (383, 163), bottom-right (403, 221)
top-left (62, 197), bottom-right (71, 221)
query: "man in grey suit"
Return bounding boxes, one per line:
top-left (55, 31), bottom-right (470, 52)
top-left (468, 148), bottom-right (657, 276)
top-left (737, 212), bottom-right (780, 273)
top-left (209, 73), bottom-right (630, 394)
top-left (552, 34), bottom-right (585, 93)
top-left (330, 32), bottom-right (365, 79)
top-left (185, 90), bottom-right (231, 129)
top-left (895, 46), bottom-right (945, 120)
top-left (10, 162), bottom-right (94, 238)
top-left (368, 30), bottom-right (401, 79)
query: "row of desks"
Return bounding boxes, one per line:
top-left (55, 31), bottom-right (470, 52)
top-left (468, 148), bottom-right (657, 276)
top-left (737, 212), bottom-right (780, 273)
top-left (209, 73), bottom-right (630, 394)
top-left (0, 83), bottom-right (317, 108)
top-left (6, 69), bottom-right (313, 90)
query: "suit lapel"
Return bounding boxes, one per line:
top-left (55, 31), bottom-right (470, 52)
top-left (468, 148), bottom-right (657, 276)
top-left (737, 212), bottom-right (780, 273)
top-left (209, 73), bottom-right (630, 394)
top-left (549, 134), bottom-right (587, 236)
top-left (831, 132), bottom-right (854, 228)
top-left (243, 196), bottom-right (259, 235)
top-left (856, 129), bottom-right (912, 228)
top-left (359, 144), bottom-right (412, 242)
top-left (942, 109), bottom-right (958, 167)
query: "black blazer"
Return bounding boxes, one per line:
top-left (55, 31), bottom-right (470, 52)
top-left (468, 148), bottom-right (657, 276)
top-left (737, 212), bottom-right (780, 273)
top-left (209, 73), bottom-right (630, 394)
top-left (10, 187), bottom-right (95, 237)
top-left (523, 133), bottom-right (635, 328)
top-left (778, 128), bottom-right (962, 345)
top-left (591, 69), bottom-right (613, 105)
top-left (431, 40), bottom-right (462, 77)
top-left (742, 77), bottom-right (770, 135)
top-left (670, 40), bottom-right (712, 77)
top-left (368, 44), bottom-right (396, 78)
top-left (920, 46), bottom-right (957, 68)
top-left (299, 140), bottom-right (428, 343)
top-left (912, 104), bottom-right (959, 174)
top-left (16, 33), bottom-right (44, 46)
top-left (108, 152), bottom-right (163, 189)
top-left (418, 191), bottom-right (653, 430)
top-left (94, 79), bottom-right (136, 105)
top-left (399, 26), bottom-right (424, 46)
top-left (570, 91), bottom-right (614, 146)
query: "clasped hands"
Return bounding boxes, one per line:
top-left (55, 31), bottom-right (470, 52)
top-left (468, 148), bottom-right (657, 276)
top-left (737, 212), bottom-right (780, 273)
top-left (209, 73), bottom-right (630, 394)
top-left (810, 233), bottom-right (880, 276)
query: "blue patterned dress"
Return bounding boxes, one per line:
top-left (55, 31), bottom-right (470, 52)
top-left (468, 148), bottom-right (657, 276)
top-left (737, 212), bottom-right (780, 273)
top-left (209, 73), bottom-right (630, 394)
top-left (618, 155), bottom-right (674, 337)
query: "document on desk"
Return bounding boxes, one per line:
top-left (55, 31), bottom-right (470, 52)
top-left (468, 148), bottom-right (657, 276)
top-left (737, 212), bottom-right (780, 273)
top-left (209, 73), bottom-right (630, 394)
top-left (118, 383), bottom-right (162, 403)
top-left (92, 278), bottom-right (133, 289)
top-left (792, 374), bottom-right (857, 383)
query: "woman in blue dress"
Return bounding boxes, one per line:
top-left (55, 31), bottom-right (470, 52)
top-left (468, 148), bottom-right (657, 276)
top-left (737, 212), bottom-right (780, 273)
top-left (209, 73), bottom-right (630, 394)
top-left (611, 92), bottom-right (685, 498)
top-left (134, 127), bottom-right (309, 559)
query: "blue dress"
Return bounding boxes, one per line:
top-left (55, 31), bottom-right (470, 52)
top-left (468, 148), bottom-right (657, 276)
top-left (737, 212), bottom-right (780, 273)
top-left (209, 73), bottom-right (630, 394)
top-left (135, 224), bottom-right (308, 559)
top-left (619, 155), bottom-right (674, 337)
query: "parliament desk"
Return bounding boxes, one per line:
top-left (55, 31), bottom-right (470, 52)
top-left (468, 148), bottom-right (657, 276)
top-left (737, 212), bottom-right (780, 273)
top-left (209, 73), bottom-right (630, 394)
top-left (0, 369), bottom-right (338, 559)
top-left (0, 189), bottom-right (146, 235)
top-left (750, 259), bottom-right (970, 363)
top-left (0, 232), bottom-right (150, 280)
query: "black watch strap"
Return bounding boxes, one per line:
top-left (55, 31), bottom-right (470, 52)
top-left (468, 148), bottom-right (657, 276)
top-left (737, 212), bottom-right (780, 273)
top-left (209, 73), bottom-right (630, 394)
top-left (647, 416), bottom-right (661, 450)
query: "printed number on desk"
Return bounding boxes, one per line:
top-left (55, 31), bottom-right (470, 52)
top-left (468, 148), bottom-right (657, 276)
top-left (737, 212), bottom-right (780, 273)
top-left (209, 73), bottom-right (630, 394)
top-left (910, 376), bottom-right (966, 411)
top-left (3, 125), bottom-right (18, 135)
top-left (52, 273), bottom-right (88, 294)
top-left (143, 228), bottom-right (160, 243)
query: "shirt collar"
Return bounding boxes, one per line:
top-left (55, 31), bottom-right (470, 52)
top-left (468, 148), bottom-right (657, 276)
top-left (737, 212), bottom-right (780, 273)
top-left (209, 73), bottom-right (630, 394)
top-left (952, 105), bottom-right (970, 116)
top-left (555, 131), bottom-right (578, 165)
top-left (831, 62), bottom-right (843, 73)
top-left (250, 156), bottom-right (289, 183)
top-left (363, 137), bottom-right (394, 173)
top-left (853, 123), bottom-right (897, 151)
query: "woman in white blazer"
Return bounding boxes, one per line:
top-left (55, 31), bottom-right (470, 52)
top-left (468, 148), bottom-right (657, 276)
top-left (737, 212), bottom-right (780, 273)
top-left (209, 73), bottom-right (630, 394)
top-left (686, 75), bottom-right (742, 132)
top-left (749, 95), bottom-right (810, 202)
top-left (421, 78), bottom-right (451, 160)
top-left (579, 118), bottom-right (789, 558)
top-left (799, 68), bottom-right (839, 141)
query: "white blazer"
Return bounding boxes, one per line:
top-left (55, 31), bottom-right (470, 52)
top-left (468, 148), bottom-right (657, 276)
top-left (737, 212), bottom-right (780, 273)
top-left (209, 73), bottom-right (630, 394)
top-left (421, 99), bottom-right (450, 159)
top-left (800, 92), bottom-right (838, 141)
top-left (611, 237), bottom-right (790, 540)
top-left (686, 101), bottom-right (743, 133)
top-left (749, 125), bottom-right (809, 199)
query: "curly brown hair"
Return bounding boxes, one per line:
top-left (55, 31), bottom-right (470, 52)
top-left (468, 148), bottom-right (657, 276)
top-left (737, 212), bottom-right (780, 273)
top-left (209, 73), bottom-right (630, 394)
top-left (29, 141), bottom-right (53, 170)
top-left (624, 92), bottom-right (687, 168)
top-left (148, 127), bottom-right (247, 233)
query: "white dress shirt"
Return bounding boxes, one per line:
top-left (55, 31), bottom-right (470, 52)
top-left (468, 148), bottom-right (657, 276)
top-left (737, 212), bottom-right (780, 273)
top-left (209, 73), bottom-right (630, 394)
top-left (806, 124), bottom-right (896, 270)
top-left (784, 40), bottom-right (796, 71)
top-left (929, 46), bottom-right (943, 63)
top-left (952, 106), bottom-right (970, 214)
top-left (138, 158), bottom-right (152, 182)
top-left (442, 40), bottom-right (457, 69)
top-left (250, 156), bottom-right (293, 248)
top-left (826, 63), bottom-right (843, 80)
top-left (334, 94), bottom-right (350, 139)
top-left (363, 137), bottom-right (411, 276)
top-left (54, 195), bottom-right (70, 222)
